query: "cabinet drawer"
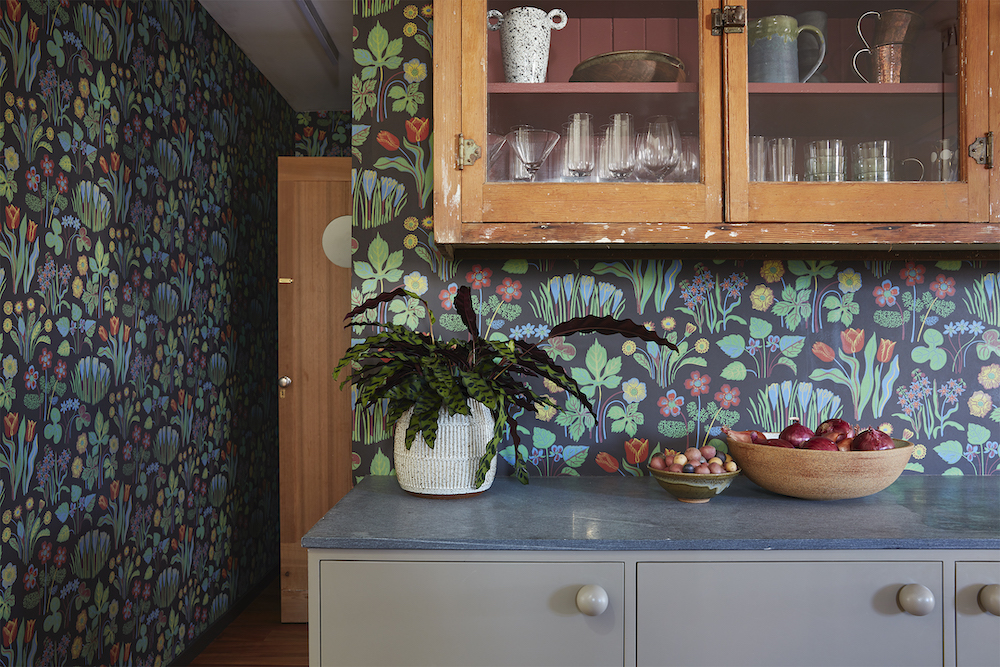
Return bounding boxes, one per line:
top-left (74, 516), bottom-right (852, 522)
top-left (956, 561), bottom-right (1000, 667)
top-left (318, 560), bottom-right (625, 666)
top-left (637, 560), bottom-right (943, 667)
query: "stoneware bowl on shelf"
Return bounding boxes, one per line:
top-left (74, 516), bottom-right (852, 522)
top-left (569, 50), bottom-right (687, 83)
top-left (648, 467), bottom-right (740, 503)
top-left (726, 435), bottom-right (914, 500)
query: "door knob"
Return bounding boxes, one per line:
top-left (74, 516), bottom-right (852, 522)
top-left (897, 583), bottom-right (935, 616)
top-left (575, 584), bottom-right (609, 616)
top-left (278, 376), bottom-right (292, 388)
top-left (979, 584), bottom-right (1000, 616)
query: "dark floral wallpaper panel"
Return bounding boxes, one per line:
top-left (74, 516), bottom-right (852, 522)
top-left (351, 2), bottom-right (999, 484)
top-left (1, 0), bottom-right (295, 665)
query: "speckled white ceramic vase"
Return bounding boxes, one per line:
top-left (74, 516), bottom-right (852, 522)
top-left (393, 399), bottom-right (497, 497)
top-left (488, 6), bottom-right (568, 83)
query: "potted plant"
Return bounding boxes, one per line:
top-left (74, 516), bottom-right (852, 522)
top-left (335, 285), bottom-right (678, 495)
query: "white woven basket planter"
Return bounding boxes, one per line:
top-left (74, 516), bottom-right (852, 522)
top-left (393, 399), bottom-right (498, 497)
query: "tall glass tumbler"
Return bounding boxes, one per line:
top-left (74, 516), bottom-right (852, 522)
top-left (768, 137), bottom-right (797, 181)
top-left (564, 113), bottom-right (595, 179)
top-left (749, 136), bottom-right (768, 181)
top-left (605, 113), bottom-right (635, 180)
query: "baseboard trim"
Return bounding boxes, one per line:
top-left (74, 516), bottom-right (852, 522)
top-left (170, 567), bottom-right (280, 666)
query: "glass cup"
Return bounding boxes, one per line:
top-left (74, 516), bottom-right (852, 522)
top-left (564, 113), bottom-right (595, 179)
top-left (749, 136), bottom-right (767, 181)
top-left (768, 137), bottom-right (797, 181)
top-left (605, 113), bottom-right (636, 179)
top-left (852, 140), bottom-right (893, 181)
top-left (805, 139), bottom-right (845, 181)
top-left (931, 137), bottom-right (958, 182)
top-left (635, 115), bottom-right (680, 182)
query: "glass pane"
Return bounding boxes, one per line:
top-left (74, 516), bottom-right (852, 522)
top-left (747, 0), bottom-right (959, 183)
top-left (486, 1), bottom-right (701, 184)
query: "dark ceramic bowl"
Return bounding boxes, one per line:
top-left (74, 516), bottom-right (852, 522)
top-left (569, 50), bottom-right (687, 83)
top-left (648, 467), bottom-right (740, 503)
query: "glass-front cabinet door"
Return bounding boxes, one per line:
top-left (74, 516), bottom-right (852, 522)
top-left (433, 0), bottom-right (996, 250)
top-left (728, 0), bottom-right (990, 231)
top-left (434, 0), bottom-right (724, 247)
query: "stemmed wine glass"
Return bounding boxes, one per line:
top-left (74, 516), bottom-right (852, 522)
top-left (506, 127), bottom-right (560, 181)
top-left (636, 116), bottom-right (681, 182)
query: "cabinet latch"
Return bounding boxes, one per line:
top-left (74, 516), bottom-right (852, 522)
top-left (457, 134), bottom-right (482, 170)
top-left (968, 132), bottom-right (993, 169)
top-left (712, 5), bottom-right (747, 35)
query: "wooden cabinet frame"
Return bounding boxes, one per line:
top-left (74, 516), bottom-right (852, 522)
top-left (433, 0), bottom-right (1000, 254)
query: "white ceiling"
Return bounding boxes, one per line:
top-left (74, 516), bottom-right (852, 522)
top-left (198, 0), bottom-right (352, 112)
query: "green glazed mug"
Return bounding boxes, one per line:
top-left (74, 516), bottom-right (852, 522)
top-left (748, 15), bottom-right (826, 83)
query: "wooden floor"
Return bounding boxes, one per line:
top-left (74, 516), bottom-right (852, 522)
top-left (189, 578), bottom-right (308, 666)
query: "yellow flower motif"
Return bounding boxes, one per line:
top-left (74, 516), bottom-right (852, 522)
top-left (12, 506), bottom-right (21, 520)
top-left (77, 434), bottom-right (88, 454)
top-left (750, 284), bottom-right (774, 311)
top-left (3, 355), bottom-right (16, 379)
top-left (621, 340), bottom-right (636, 355)
top-left (13, 301), bottom-right (21, 315)
top-left (2, 302), bottom-right (9, 315)
top-left (3, 109), bottom-right (12, 124)
top-left (71, 457), bottom-right (83, 477)
top-left (77, 255), bottom-right (88, 276)
top-left (4, 147), bottom-right (18, 170)
top-left (913, 444), bottom-right (926, 459)
top-left (420, 216), bottom-right (433, 229)
top-left (760, 260), bottom-right (784, 283)
top-left (25, 497), bottom-right (32, 510)
top-left (695, 338), bottom-right (710, 353)
top-left (72, 276), bottom-right (83, 298)
top-left (79, 78), bottom-right (90, 98)
top-left (660, 316), bottom-right (675, 331)
top-left (1, 527), bottom-right (9, 542)
top-left (402, 271), bottom-right (427, 295)
top-left (878, 423), bottom-right (893, 436)
top-left (403, 22), bottom-right (417, 37)
top-left (28, 98), bottom-right (36, 112)
top-left (421, 5), bottom-right (432, 17)
top-left (403, 4), bottom-right (418, 18)
top-left (3, 319), bottom-right (10, 334)
top-left (534, 399), bottom-right (557, 421)
top-left (403, 216), bottom-right (419, 231)
top-left (838, 268), bottom-right (862, 294)
top-left (403, 234), bottom-right (417, 249)
top-left (25, 297), bottom-right (34, 311)
top-left (3, 91), bottom-right (12, 106)
top-left (1, 563), bottom-right (15, 587)
top-left (403, 58), bottom-right (427, 84)
top-left (978, 364), bottom-right (1000, 390)
top-left (1, 509), bottom-right (8, 523)
top-left (968, 391), bottom-right (993, 418)
top-left (684, 322), bottom-right (697, 335)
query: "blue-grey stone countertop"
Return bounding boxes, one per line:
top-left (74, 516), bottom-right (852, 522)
top-left (302, 475), bottom-right (1000, 552)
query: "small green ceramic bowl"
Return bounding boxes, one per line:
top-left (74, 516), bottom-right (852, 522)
top-left (648, 467), bottom-right (740, 503)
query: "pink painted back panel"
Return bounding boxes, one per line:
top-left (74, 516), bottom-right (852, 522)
top-left (488, 16), bottom-right (698, 84)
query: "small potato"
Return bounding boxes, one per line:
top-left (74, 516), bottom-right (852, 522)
top-left (700, 445), bottom-right (717, 460)
top-left (673, 454), bottom-right (688, 466)
top-left (667, 463), bottom-right (684, 473)
top-left (684, 447), bottom-right (702, 463)
top-left (724, 460), bottom-right (738, 472)
top-left (707, 456), bottom-right (723, 466)
top-left (709, 462), bottom-right (724, 474)
top-left (694, 464), bottom-right (710, 474)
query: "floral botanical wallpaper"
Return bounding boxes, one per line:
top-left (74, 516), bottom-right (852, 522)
top-left (1, 0), bottom-right (297, 665)
top-left (294, 110), bottom-right (350, 157)
top-left (352, 3), bottom-right (999, 483)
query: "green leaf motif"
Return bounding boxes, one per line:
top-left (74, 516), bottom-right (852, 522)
top-left (934, 440), bottom-right (963, 465)
top-left (369, 447), bottom-right (393, 476)
top-left (561, 445), bottom-right (589, 468)
top-left (911, 328), bottom-right (948, 371)
top-left (967, 423), bottom-right (991, 446)
top-left (942, 467), bottom-right (965, 476)
top-left (748, 317), bottom-right (772, 339)
top-left (720, 361), bottom-right (747, 381)
top-left (717, 333), bottom-right (746, 359)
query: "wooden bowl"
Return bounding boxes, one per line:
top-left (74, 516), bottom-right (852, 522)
top-left (569, 50), bottom-right (687, 83)
top-left (726, 437), bottom-right (913, 500)
top-left (648, 467), bottom-right (740, 503)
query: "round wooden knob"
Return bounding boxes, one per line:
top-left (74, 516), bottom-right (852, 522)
top-left (575, 584), bottom-right (609, 616)
top-left (897, 583), bottom-right (935, 616)
top-left (978, 584), bottom-right (1000, 616)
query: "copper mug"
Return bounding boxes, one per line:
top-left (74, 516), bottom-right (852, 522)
top-left (853, 9), bottom-right (924, 83)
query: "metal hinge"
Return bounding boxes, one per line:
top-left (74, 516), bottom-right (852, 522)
top-left (457, 133), bottom-right (481, 169)
top-left (968, 132), bottom-right (993, 169)
top-left (712, 5), bottom-right (747, 35)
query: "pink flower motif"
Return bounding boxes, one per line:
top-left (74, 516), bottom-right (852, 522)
top-left (873, 280), bottom-right (899, 307)
top-left (658, 390), bottom-right (684, 417)
top-left (898, 261), bottom-right (925, 286)
top-left (714, 384), bottom-right (740, 409)
top-left (496, 277), bottom-right (521, 302)
top-left (931, 274), bottom-right (956, 298)
top-left (684, 371), bottom-right (711, 397)
top-left (466, 265), bottom-right (492, 289)
top-left (438, 284), bottom-right (458, 310)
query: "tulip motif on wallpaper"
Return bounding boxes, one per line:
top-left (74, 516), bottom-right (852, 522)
top-left (809, 328), bottom-right (900, 422)
top-left (374, 117), bottom-right (431, 207)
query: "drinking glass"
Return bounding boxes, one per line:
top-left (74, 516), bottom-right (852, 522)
top-left (749, 136), bottom-right (767, 181)
top-left (506, 126), bottom-right (560, 181)
top-left (635, 115), bottom-right (681, 182)
top-left (564, 113), bottom-right (595, 178)
top-left (805, 139), bottom-right (845, 181)
top-left (670, 135), bottom-right (700, 182)
top-left (768, 137), bottom-right (797, 181)
top-left (605, 113), bottom-right (636, 180)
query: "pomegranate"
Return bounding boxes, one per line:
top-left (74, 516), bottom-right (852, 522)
top-left (852, 428), bottom-right (895, 451)
top-left (815, 418), bottom-right (855, 443)
top-left (780, 421), bottom-right (815, 448)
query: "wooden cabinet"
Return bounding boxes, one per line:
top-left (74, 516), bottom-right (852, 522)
top-left (433, 0), bottom-right (1000, 251)
top-left (308, 550), bottom-right (999, 666)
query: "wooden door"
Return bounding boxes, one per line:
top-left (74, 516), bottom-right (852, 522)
top-left (277, 157), bottom-right (353, 623)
